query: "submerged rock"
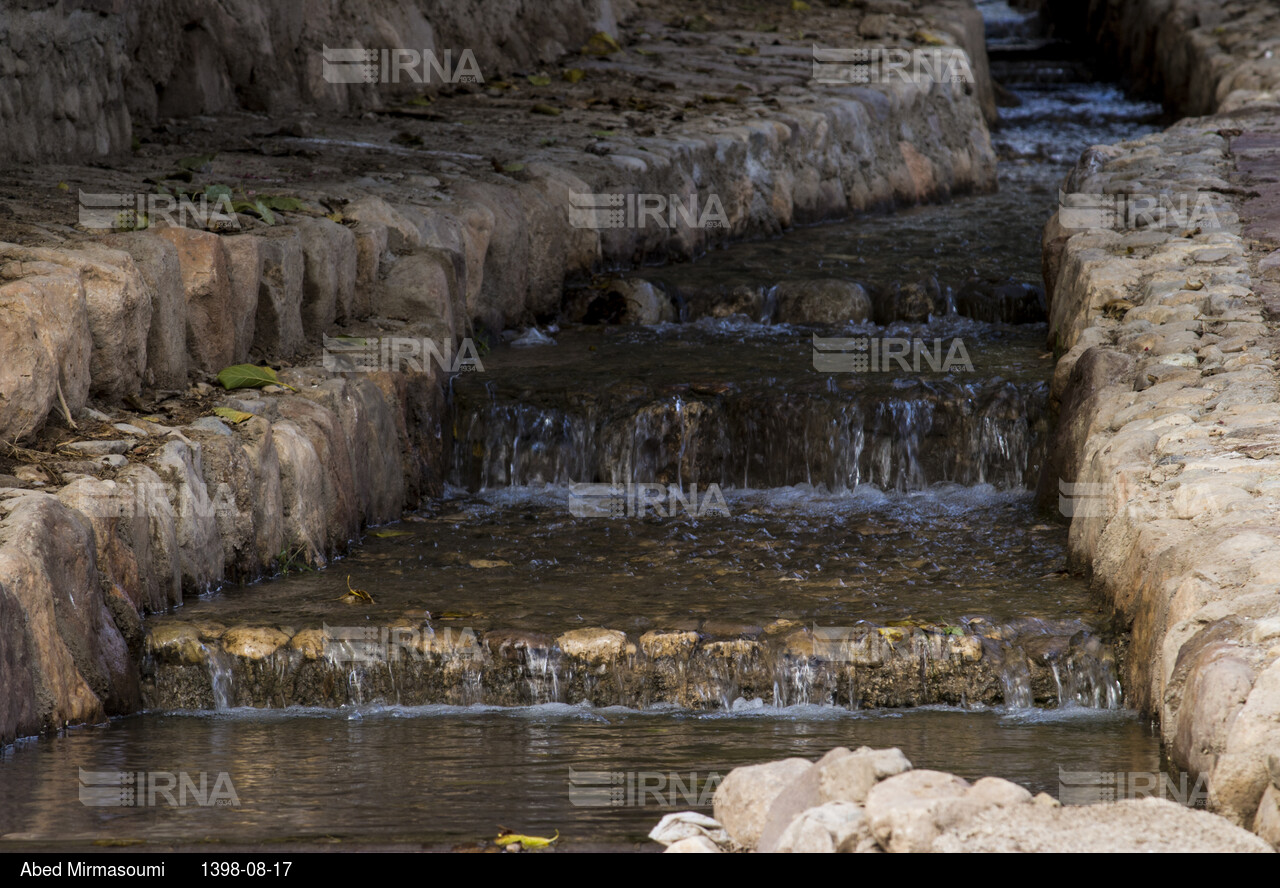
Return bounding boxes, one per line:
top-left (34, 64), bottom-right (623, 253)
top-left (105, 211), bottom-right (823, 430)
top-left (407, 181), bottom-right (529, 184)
top-left (772, 279), bottom-right (872, 324)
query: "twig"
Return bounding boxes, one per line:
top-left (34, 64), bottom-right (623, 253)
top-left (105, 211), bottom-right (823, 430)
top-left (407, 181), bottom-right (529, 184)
top-left (55, 378), bottom-right (78, 430)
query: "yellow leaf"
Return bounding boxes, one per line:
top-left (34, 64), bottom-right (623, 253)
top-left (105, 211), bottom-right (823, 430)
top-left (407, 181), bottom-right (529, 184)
top-left (562, 68), bottom-right (586, 83)
top-left (345, 576), bottom-right (374, 604)
top-left (57, 181), bottom-right (70, 192)
top-left (583, 31), bottom-right (621, 55)
top-left (912, 30), bottom-right (948, 46)
top-left (212, 407), bottom-right (254, 424)
top-left (495, 830), bottom-right (558, 849)
top-left (469, 559), bottom-right (511, 569)
top-left (790, 0), bottom-right (810, 11)
top-left (371, 530), bottom-right (413, 538)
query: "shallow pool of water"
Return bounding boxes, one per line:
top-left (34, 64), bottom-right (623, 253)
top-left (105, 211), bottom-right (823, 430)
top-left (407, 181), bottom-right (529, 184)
top-left (0, 704), bottom-right (1161, 849)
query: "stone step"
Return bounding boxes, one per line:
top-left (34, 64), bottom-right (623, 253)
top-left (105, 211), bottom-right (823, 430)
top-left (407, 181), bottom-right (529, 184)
top-left (141, 618), bottom-right (1123, 712)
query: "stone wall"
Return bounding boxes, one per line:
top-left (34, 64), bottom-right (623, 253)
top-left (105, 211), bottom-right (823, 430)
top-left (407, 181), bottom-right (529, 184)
top-left (1038, 0), bottom-right (1280, 846)
top-left (0, 0), bottom-right (630, 163)
top-left (1037, 0), bottom-right (1280, 115)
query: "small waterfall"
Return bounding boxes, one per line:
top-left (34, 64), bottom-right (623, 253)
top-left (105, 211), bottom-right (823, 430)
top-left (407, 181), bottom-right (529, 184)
top-left (449, 378), bottom-right (1048, 492)
top-left (1058, 650), bottom-right (1123, 710)
top-left (203, 646), bottom-right (236, 710)
top-left (523, 647), bottom-right (562, 704)
top-left (998, 654), bottom-right (1034, 709)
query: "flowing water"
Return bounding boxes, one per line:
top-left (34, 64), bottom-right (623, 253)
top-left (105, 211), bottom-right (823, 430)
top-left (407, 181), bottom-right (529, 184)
top-left (0, 5), bottom-right (1174, 849)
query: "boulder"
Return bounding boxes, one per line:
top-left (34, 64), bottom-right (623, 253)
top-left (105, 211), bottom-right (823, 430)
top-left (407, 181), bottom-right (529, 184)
top-left (254, 229), bottom-right (306, 358)
top-left (100, 231), bottom-right (188, 388)
top-left (777, 801), bottom-right (869, 853)
top-left (713, 758), bottom-right (813, 849)
top-left (294, 216), bottom-right (357, 336)
top-left (772, 279), bottom-right (872, 324)
top-left (157, 227), bottom-right (235, 374)
top-left (0, 494), bottom-right (140, 743)
top-left (221, 234), bottom-right (264, 363)
top-left (865, 769), bottom-right (971, 852)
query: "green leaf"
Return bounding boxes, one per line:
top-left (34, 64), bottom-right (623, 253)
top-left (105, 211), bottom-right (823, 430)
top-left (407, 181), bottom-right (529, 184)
top-left (527, 74), bottom-right (551, 86)
top-left (257, 195), bottom-right (306, 212)
top-left (501, 162), bottom-right (526, 173)
top-left (212, 407), bottom-right (254, 424)
top-left (216, 364), bottom-right (296, 392)
top-left (254, 200), bottom-right (276, 225)
top-left (371, 529), bottom-right (413, 538)
top-left (562, 68), bottom-right (586, 83)
top-left (531, 103), bottom-right (561, 116)
top-left (204, 184), bottom-right (233, 203)
top-left (591, 129), bottom-right (617, 138)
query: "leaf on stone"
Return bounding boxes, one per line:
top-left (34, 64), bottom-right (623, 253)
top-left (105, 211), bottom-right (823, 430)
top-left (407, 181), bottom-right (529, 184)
top-left (562, 68), bottom-right (586, 83)
top-left (591, 129), bottom-right (617, 138)
top-left (790, 0), bottom-right (810, 11)
top-left (582, 31), bottom-right (621, 55)
top-left (502, 162), bottom-right (526, 173)
top-left (57, 181), bottom-right (70, 192)
top-left (527, 74), bottom-right (552, 86)
top-left (531, 103), bottom-right (561, 116)
top-left (734, 46), bottom-right (758, 56)
top-left (409, 95), bottom-right (433, 106)
top-left (212, 407), bottom-right (254, 424)
top-left (216, 364), bottom-right (296, 392)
